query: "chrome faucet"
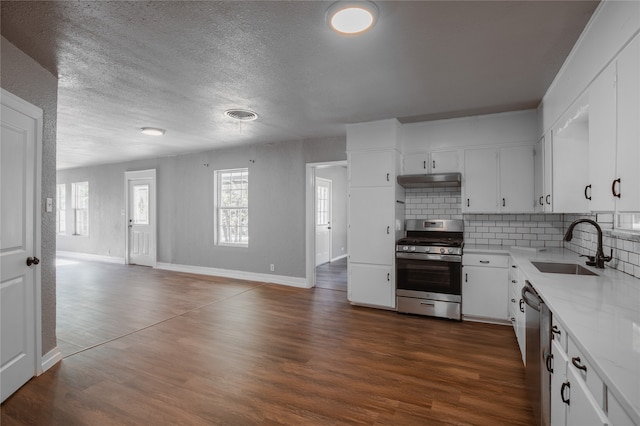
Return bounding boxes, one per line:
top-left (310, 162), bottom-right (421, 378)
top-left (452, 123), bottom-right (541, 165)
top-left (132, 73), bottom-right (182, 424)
top-left (563, 219), bottom-right (613, 268)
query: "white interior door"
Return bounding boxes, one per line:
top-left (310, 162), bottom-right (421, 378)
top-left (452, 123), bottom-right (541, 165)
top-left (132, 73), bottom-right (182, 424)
top-left (126, 170), bottom-right (156, 267)
top-left (1, 93), bottom-right (41, 403)
top-left (315, 178), bottom-right (332, 266)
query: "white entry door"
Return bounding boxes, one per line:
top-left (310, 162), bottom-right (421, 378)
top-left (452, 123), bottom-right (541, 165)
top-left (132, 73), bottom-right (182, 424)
top-left (125, 170), bottom-right (156, 267)
top-left (1, 91), bottom-right (42, 403)
top-left (315, 178), bottom-right (332, 266)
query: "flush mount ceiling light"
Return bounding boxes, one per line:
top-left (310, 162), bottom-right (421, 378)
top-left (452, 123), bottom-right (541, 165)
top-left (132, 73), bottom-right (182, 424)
top-left (224, 109), bottom-right (258, 121)
top-left (140, 127), bottom-right (165, 136)
top-left (326, 1), bottom-right (378, 35)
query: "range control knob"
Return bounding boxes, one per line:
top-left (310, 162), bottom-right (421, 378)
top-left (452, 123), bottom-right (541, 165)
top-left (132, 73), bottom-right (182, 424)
top-left (440, 247), bottom-right (445, 254)
top-left (448, 248), bottom-right (454, 254)
top-left (424, 247), bottom-right (431, 253)
top-left (410, 246), bottom-right (416, 252)
top-left (402, 246), bottom-right (409, 251)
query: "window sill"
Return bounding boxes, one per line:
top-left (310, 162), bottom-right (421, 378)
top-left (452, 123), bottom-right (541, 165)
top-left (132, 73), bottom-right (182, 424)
top-left (608, 229), bottom-right (640, 242)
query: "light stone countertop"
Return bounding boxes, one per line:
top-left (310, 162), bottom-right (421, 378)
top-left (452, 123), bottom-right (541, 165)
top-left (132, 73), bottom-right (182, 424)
top-left (464, 245), bottom-right (640, 424)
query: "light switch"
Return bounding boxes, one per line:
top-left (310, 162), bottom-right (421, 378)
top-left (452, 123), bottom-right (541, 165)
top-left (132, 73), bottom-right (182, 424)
top-left (46, 198), bottom-right (53, 213)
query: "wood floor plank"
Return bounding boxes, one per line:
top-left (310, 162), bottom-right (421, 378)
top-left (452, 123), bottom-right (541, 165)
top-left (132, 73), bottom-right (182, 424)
top-left (1, 259), bottom-right (535, 425)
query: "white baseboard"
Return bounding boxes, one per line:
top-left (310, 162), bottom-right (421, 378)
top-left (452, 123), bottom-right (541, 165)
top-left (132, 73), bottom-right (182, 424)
top-left (40, 347), bottom-right (62, 374)
top-left (331, 254), bottom-right (347, 262)
top-left (155, 262), bottom-right (309, 288)
top-left (57, 251), bottom-right (125, 264)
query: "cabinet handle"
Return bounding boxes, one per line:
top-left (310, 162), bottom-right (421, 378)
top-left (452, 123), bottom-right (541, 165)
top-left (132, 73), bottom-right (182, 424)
top-left (386, 173), bottom-right (390, 182)
top-left (479, 260), bottom-right (490, 264)
top-left (387, 273), bottom-right (390, 282)
top-left (502, 198), bottom-right (506, 207)
top-left (612, 178), bottom-right (621, 198)
top-left (584, 184), bottom-right (592, 200)
top-left (465, 273), bottom-right (468, 282)
top-left (387, 226), bottom-right (390, 234)
top-left (511, 265), bottom-right (517, 269)
top-left (551, 325), bottom-right (561, 340)
top-left (545, 352), bottom-right (554, 374)
top-left (510, 317), bottom-right (516, 322)
top-left (511, 298), bottom-right (516, 303)
top-left (432, 160), bottom-right (436, 169)
top-left (571, 356), bottom-right (587, 372)
top-left (545, 194), bottom-right (551, 205)
top-left (420, 302), bottom-right (435, 307)
top-left (423, 160), bottom-right (426, 169)
top-left (560, 381), bottom-right (571, 405)
top-left (467, 198), bottom-right (470, 207)
top-left (539, 196), bottom-right (544, 206)
top-left (519, 299), bottom-right (524, 313)
top-left (512, 280), bottom-right (517, 283)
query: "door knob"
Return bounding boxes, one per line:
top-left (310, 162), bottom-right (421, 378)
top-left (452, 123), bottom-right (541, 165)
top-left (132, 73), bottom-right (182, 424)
top-left (26, 257), bottom-right (40, 266)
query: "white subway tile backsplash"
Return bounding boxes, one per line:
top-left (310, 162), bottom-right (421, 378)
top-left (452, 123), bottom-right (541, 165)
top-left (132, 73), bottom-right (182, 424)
top-left (405, 190), bottom-right (640, 281)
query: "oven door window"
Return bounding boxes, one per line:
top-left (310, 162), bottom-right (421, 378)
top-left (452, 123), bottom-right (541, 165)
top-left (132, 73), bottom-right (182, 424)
top-left (397, 258), bottom-right (461, 295)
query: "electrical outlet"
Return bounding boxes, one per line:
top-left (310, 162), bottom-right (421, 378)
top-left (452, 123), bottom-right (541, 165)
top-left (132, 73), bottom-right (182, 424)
top-left (270, 264), bottom-right (275, 272)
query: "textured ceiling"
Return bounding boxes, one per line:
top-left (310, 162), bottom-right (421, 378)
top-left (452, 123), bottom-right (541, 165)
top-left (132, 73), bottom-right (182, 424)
top-left (1, 1), bottom-right (598, 169)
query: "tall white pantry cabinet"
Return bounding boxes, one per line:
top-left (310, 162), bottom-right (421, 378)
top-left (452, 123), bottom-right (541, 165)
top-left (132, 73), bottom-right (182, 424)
top-left (346, 119), bottom-right (405, 309)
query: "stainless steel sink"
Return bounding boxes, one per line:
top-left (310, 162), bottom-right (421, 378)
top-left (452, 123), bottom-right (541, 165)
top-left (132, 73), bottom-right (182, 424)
top-left (531, 261), bottom-right (598, 276)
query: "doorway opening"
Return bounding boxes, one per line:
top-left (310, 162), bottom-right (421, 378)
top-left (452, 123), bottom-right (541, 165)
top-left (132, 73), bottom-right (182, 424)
top-left (305, 161), bottom-right (348, 292)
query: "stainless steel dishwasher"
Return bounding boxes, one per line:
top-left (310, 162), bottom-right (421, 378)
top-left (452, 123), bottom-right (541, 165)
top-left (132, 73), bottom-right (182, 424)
top-left (522, 280), bottom-right (551, 426)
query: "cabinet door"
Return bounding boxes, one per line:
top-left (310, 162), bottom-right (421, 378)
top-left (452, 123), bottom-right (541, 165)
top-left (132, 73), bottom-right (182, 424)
top-left (348, 263), bottom-right (395, 308)
top-left (615, 35), bottom-right (640, 212)
top-left (403, 153), bottom-right (429, 174)
top-left (463, 148), bottom-right (498, 213)
top-left (430, 150), bottom-right (459, 173)
top-left (349, 151), bottom-right (395, 187)
top-left (566, 366), bottom-right (609, 426)
top-left (543, 132), bottom-right (554, 212)
top-left (534, 137), bottom-right (545, 213)
top-left (551, 339), bottom-right (568, 426)
top-left (552, 95), bottom-right (590, 213)
top-left (499, 145), bottom-right (534, 213)
top-left (588, 61), bottom-right (617, 212)
top-left (349, 187), bottom-right (395, 265)
top-left (462, 265), bottom-right (508, 319)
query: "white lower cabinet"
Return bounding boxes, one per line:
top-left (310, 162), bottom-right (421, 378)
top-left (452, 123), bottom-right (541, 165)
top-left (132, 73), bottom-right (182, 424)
top-left (462, 254), bottom-right (508, 321)
top-left (348, 263), bottom-right (394, 309)
top-left (508, 260), bottom-right (525, 364)
top-left (551, 330), bottom-right (610, 426)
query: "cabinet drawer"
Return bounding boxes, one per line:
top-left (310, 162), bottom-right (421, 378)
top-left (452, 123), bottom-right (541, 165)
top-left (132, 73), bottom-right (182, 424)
top-left (568, 337), bottom-right (605, 409)
top-left (551, 318), bottom-right (568, 352)
top-left (463, 253), bottom-right (509, 268)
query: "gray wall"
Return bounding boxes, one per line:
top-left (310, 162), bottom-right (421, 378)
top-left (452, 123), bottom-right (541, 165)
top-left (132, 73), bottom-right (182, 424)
top-left (315, 165), bottom-right (348, 260)
top-left (1, 36), bottom-right (58, 355)
top-left (58, 137), bottom-right (346, 278)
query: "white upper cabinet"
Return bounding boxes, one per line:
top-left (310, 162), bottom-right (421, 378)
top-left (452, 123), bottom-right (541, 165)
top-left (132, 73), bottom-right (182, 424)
top-left (463, 146), bottom-right (534, 213)
top-left (588, 61), bottom-right (617, 212)
top-left (463, 148), bottom-right (498, 213)
top-left (614, 34), bottom-right (640, 212)
top-left (402, 150), bottom-right (460, 175)
top-left (430, 150), bottom-right (460, 173)
top-left (552, 93), bottom-right (590, 213)
top-left (499, 146), bottom-right (534, 213)
top-left (349, 150), bottom-right (396, 187)
top-left (347, 119), bottom-right (400, 151)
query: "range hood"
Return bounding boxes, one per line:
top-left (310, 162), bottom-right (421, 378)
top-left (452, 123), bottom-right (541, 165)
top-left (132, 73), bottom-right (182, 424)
top-left (397, 172), bottom-right (462, 188)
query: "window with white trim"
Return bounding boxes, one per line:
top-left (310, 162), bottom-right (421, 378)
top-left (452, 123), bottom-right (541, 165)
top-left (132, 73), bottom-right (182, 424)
top-left (56, 183), bottom-right (66, 234)
top-left (71, 181), bottom-right (89, 236)
top-left (215, 168), bottom-right (248, 246)
top-left (616, 213), bottom-right (640, 232)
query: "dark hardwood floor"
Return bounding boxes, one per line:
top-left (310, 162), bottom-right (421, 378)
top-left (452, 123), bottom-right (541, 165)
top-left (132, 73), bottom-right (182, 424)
top-left (315, 257), bottom-right (347, 292)
top-left (1, 257), bottom-right (535, 425)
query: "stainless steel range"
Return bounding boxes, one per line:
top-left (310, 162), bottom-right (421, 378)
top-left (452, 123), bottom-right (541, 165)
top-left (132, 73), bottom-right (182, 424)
top-left (396, 219), bottom-right (463, 320)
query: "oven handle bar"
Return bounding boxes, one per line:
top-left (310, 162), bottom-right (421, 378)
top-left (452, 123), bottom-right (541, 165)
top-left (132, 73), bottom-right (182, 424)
top-left (396, 252), bottom-right (462, 263)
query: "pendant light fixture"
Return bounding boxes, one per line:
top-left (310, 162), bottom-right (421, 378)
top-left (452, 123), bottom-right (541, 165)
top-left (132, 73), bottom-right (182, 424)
top-left (326, 1), bottom-right (379, 35)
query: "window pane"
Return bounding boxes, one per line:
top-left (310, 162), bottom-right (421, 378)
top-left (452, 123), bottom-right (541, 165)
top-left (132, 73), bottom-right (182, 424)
top-left (133, 184), bottom-right (149, 225)
top-left (56, 184), bottom-right (66, 234)
top-left (216, 168), bottom-right (249, 245)
top-left (71, 181), bottom-right (89, 235)
top-left (617, 214), bottom-right (640, 231)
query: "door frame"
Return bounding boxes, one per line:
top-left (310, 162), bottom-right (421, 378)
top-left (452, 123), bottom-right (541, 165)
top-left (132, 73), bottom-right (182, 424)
top-left (124, 169), bottom-right (157, 267)
top-left (305, 160), bottom-right (346, 288)
top-left (1, 88), bottom-right (43, 376)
